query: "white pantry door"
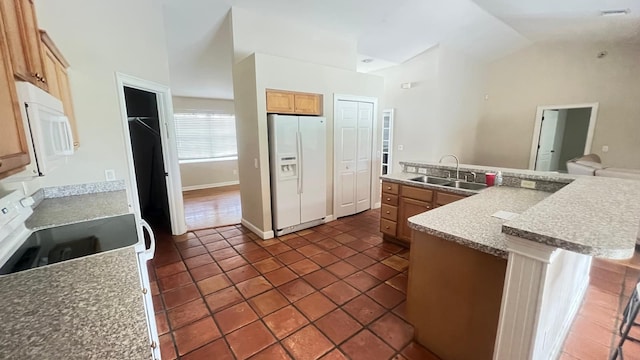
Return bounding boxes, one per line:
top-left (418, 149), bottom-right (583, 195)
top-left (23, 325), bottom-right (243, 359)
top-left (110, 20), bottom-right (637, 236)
top-left (335, 100), bottom-right (374, 218)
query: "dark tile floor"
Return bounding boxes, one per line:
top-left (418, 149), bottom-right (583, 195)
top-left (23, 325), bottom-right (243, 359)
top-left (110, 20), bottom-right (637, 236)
top-left (150, 208), bottom-right (640, 360)
top-left (150, 209), bottom-right (438, 360)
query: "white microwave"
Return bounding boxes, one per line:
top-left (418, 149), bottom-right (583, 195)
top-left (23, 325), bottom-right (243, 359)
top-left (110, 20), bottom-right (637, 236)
top-left (11, 82), bottom-right (74, 178)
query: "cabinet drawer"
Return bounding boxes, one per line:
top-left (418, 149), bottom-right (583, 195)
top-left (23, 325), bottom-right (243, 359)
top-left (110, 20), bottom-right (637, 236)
top-left (401, 185), bottom-right (433, 202)
top-left (382, 194), bottom-right (399, 206)
top-left (436, 191), bottom-right (466, 206)
top-left (381, 204), bottom-right (398, 221)
top-left (380, 219), bottom-right (397, 237)
top-left (382, 181), bottom-right (399, 195)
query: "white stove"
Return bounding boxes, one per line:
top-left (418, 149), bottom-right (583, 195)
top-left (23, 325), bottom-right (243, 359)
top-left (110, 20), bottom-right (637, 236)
top-left (0, 190), bottom-right (34, 268)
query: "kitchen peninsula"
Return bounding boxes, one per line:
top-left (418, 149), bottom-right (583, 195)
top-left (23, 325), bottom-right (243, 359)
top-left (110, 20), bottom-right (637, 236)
top-left (382, 161), bottom-right (640, 360)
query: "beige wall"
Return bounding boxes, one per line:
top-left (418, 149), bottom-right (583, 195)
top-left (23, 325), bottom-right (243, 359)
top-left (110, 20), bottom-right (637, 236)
top-left (230, 7), bottom-right (357, 71)
top-left (172, 96), bottom-right (239, 189)
top-left (475, 42), bottom-right (640, 169)
top-left (1, 0), bottom-right (171, 194)
top-left (375, 45), bottom-right (486, 170)
top-left (233, 53), bottom-right (384, 234)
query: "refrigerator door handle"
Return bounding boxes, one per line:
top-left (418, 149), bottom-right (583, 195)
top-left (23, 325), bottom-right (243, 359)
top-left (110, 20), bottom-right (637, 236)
top-left (297, 131), bottom-right (303, 194)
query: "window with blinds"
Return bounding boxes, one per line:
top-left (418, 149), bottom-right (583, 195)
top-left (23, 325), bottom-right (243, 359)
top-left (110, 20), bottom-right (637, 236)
top-left (174, 113), bottom-right (238, 162)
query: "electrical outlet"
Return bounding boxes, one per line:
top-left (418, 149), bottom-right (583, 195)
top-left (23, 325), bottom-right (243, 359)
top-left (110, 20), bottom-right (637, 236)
top-left (254, 158), bottom-right (259, 169)
top-left (406, 166), bottom-right (416, 173)
top-left (105, 169), bottom-right (116, 181)
top-left (521, 180), bottom-right (536, 189)
top-left (233, 169), bottom-right (238, 175)
top-left (602, 145), bottom-right (609, 153)
top-left (397, 145), bottom-right (404, 151)
top-left (418, 168), bottom-right (427, 174)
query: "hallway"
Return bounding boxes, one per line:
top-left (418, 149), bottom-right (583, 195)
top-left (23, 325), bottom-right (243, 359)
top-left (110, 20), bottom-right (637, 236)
top-left (183, 185), bottom-right (241, 230)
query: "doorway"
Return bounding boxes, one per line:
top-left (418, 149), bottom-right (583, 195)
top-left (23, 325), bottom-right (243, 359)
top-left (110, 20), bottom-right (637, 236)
top-left (334, 95), bottom-right (378, 218)
top-left (123, 87), bottom-right (170, 228)
top-left (529, 103), bottom-right (598, 172)
top-left (116, 73), bottom-right (186, 235)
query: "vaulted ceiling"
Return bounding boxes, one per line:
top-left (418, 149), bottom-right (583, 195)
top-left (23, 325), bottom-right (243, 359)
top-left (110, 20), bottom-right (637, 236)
top-left (159, 0), bottom-right (640, 99)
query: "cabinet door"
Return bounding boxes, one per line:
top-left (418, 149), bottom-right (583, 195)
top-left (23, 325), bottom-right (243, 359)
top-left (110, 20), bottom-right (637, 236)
top-left (0, 0), bottom-right (30, 81)
top-left (42, 46), bottom-right (60, 98)
top-left (266, 90), bottom-right (295, 113)
top-left (19, 0), bottom-right (46, 90)
top-left (0, 16), bottom-right (30, 178)
top-left (294, 93), bottom-right (321, 115)
top-left (55, 65), bottom-right (79, 148)
top-left (398, 197), bottom-right (431, 243)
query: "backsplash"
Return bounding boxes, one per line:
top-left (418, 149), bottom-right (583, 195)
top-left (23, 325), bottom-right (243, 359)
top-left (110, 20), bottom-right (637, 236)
top-left (41, 180), bottom-right (126, 199)
top-left (400, 162), bottom-right (571, 193)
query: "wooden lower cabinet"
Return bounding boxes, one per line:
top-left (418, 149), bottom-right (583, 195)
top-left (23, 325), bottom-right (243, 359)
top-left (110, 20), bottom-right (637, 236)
top-left (380, 181), bottom-right (469, 246)
top-left (397, 197), bottom-right (431, 243)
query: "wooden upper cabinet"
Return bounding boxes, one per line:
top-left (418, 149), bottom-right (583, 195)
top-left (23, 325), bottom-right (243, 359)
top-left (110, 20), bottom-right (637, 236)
top-left (294, 93), bottom-right (321, 115)
top-left (266, 89), bottom-right (322, 115)
top-left (0, 0), bottom-right (47, 90)
top-left (0, 15), bottom-right (30, 178)
top-left (40, 31), bottom-right (79, 148)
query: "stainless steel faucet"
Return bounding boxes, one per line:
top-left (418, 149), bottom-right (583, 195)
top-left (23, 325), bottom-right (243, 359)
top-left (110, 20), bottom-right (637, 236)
top-left (439, 154), bottom-right (460, 179)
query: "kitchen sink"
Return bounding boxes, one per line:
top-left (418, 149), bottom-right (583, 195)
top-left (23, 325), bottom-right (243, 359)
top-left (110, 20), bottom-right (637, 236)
top-left (408, 176), bottom-right (452, 185)
top-left (444, 181), bottom-right (488, 191)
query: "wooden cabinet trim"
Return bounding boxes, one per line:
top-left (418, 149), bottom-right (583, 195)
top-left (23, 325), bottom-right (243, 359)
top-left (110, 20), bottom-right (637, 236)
top-left (39, 30), bottom-right (69, 67)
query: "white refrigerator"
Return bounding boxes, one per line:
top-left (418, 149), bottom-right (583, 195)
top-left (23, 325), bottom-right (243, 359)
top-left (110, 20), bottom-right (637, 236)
top-left (268, 114), bottom-right (326, 236)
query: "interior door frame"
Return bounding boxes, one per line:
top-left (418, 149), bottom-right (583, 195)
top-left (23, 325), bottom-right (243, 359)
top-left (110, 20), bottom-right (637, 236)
top-left (115, 72), bottom-right (186, 236)
top-left (332, 94), bottom-right (379, 220)
top-left (528, 102), bottom-right (599, 170)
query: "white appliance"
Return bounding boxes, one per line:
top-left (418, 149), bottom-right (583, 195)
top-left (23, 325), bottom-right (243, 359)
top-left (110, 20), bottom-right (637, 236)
top-left (268, 115), bottom-right (327, 236)
top-left (10, 82), bottom-right (74, 179)
top-left (0, 189), bottom-right (160, 359)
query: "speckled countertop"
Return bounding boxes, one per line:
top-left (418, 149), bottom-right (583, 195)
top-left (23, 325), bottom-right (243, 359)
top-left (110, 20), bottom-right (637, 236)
top-left (380, 173), bottom-right (480, 196)
top-left (397, 164), bottom-right (640, 260)
top-left (25, 190), bottom-right (130, 230)
top-left (503, 176), bottom-right (640, 259)
top-left (408, 187), bottom-right (551, 258)
top-left (0, 247), bottom-right (151, 360)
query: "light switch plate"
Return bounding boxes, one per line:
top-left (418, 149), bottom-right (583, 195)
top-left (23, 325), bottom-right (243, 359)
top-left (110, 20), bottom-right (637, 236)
top-left (602, 145), bottom-right (609, 152)
top-left (521, 180), bottom-right (536, 189)
top-left (397, 145), bottom-right (404, 151)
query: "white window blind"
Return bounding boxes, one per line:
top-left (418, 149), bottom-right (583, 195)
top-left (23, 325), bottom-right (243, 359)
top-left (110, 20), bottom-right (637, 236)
top-left (174, 113), bottom-right (238, 161)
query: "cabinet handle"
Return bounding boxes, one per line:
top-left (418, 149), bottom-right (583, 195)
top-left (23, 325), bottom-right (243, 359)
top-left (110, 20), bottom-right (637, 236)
top-left (385, 211), bottom-right (390, 214)
top-left (386, 186), bottom-right (391, 190)
top-left (386, 197), bottom-right (390, 201)
top-left (150, 341), bottom-right (157, 349)
top-left (385, 226), bottom-right (390, 229)
top-left (142, 288), bottom-right (148, 295)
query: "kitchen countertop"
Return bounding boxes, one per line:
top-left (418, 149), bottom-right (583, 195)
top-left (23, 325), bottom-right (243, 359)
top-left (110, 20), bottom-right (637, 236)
top-left (503, 176), bottom-right (640, 259)
top-left (0, 247), bottom-right (151, 360)
top-left (393, 164), bottom-right (640, 260)
top-left (407, 186), bottom-right (550, 258)
top-left (25, 190), bottom-right (130, 230)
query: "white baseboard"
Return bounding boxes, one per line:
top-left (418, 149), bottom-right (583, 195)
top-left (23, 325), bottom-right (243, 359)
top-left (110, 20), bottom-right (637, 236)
top-left (549, 275), bottom-right (590, 360)
top-left (323, 215), bottom-right (335, 223)
top-left (241, 218), bottom-right (274, 240)
top-left (182, 180), bottom-right (239, 192)
top-left (373, 202), bottom-right (381, 209)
